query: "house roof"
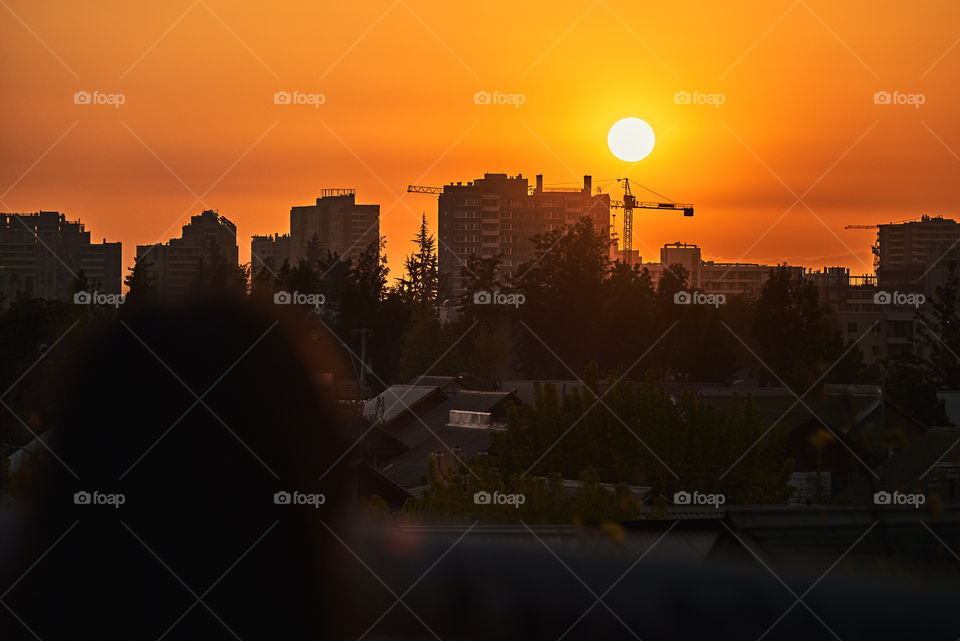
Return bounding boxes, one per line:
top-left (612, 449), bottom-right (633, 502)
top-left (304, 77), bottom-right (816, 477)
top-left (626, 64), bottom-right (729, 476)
top-left (678, 386), bottom-right (922, 438)
top-left (393, 390), bottom-right (518, 449)
top-left (352, 460), bottom-right (412, 508)
top-left (835, 426), bottom-right (960, 504)
top-left (362, 385), bottom-right (442, 424)
top-left (378, 391), bottom-right (520, 489)
top-left (406, 375), bottom-right (466, 393)
top-left (382, 425), bottom-right (495, 488)
top-left (3, 432), bottom-right (49, 476)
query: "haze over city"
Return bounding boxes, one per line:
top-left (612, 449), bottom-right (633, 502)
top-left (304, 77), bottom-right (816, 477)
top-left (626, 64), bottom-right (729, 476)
top-left (3, 0), bottom-right (960, 279)
top-left (3, 2), bottom-right (960, 640)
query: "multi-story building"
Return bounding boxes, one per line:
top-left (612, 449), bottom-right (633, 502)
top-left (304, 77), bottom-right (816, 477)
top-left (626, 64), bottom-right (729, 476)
top-left (250, 233), bottom-right (291, 283)
top-left (289, 189), bottom-right (379, 266)
top-left (876, 215), bottom-right (960, 300)
top-left (135, 210), bottom-right (239, 300)
top-left (437, 174), bottom-right (610, 297)
top-left (0, 211), bottom-right (121, 308)
top-left (877, 214), bottom-right (960, 267)
top-left (641, 242), bottom-right (797, 297)
top-left (805, 267), bottom-right (917, 364)
top-left (798, 215), bottom-right (960, 364)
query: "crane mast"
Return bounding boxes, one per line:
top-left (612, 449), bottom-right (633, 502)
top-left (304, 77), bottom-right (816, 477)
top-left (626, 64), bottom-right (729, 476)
top-left (609, 178), bottom-right (693, 263)
top-left (620, 178), bottom-right (636, 260)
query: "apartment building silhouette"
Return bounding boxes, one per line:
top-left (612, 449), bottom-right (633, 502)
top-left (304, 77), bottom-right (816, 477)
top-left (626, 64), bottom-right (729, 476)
top-left (0, 211), bottom-right (121, 308)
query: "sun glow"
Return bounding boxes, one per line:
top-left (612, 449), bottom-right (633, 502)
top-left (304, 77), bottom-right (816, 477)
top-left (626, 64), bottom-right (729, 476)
top-left (607, 118), bottom-right (656, 162)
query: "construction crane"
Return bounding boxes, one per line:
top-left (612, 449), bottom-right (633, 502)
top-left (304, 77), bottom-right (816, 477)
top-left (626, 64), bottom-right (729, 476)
top-left (844, 224), bottom-right (877, 230)
top-left (407, 185), bottom-right (443, 194)
top-left (607, 178), bottom-right (693, 263)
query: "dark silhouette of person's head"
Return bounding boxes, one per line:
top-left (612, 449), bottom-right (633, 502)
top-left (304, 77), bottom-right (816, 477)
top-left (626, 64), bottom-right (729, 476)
top-left (3, 293), bottom-right (351, 640)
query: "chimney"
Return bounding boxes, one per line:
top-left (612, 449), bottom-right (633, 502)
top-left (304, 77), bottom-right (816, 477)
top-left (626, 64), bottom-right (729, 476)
top-left (535, 174), bottom-right (543, 193)
top-left (583, 175), bottom-right (592, 194)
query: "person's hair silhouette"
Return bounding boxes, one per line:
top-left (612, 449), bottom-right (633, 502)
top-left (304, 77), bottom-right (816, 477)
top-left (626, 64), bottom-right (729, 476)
top-left (3, 293), bottom-right (350, 640)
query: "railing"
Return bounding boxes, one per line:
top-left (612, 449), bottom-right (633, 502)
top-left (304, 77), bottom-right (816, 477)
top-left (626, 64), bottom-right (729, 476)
top-left (320, 188), bottom-right (356, 197)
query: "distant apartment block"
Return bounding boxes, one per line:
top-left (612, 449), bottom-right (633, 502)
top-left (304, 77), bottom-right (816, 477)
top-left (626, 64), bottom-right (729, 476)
top-left (289, 189), bottom-right (379, 266)
top-left (250, 233), bottom-right (291, 282)
top-left (805, 266), bottom-right (917, 364)
top-left (135, 210), bottom-right (239, 300)
top-left (437, 174), bottom-right (610, 297)
top-left (642, 242), bottom-right (796, 297)
top-left (878, 214), bottom-right (960, 267)
top-left (876, 215), bottom-right (960, 298)
top-left (0, 211), bottom-right (121, 308)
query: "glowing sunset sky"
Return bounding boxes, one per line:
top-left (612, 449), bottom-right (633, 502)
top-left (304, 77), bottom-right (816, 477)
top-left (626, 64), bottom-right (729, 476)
top-left (2, 0), bottom-right (959, 281)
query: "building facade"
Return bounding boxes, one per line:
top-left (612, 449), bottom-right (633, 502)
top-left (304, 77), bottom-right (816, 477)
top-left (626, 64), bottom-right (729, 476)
top-left (437, 173), bottom-right (610, 298)
top-left (876, 215), bottom-right (960, 300)
top-left (805, 267), bottom-right (912, 364)
top-left (800, 215), bottom-right (960, 365)
top-left (250, 233), bottom-right (291, 283)
top-left (135, 210), bottom-right (239, 300)
top-left (641, 242), bottom-right (796, 297)
top-left (0, 211), bottom-right (121, 308)
top-left (289, 189), bottom-right (379, 266)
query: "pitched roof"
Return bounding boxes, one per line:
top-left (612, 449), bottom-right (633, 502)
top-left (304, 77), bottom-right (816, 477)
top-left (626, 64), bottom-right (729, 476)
top-left (362, 385), bottom-right (443, 424)
top-left (393, 390), bottom-right (518, 449)
top-left (382, 425), bottom-right (495, 488)
top-left (406, 375), bottom-right (466, 393)
top-left (835, 426), bottom-right (960, 504)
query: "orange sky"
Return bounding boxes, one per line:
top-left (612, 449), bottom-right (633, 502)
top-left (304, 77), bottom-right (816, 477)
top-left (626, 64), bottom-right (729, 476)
top-left (2, 0), bottom-right (959, 282)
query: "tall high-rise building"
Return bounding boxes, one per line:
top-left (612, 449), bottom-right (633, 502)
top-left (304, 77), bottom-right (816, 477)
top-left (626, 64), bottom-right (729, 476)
top-left (289, 189), bottom-right (379, 266)
top-left (0, 211), bottom-right (121, 308)
top-left (437, 174), bottom-right (610, 298)
top-left (135, 210), bottom-right (239, 300)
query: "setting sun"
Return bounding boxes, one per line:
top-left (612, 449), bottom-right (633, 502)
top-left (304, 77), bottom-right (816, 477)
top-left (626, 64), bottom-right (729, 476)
top-left (607, 118), bottom-right (656, 162)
